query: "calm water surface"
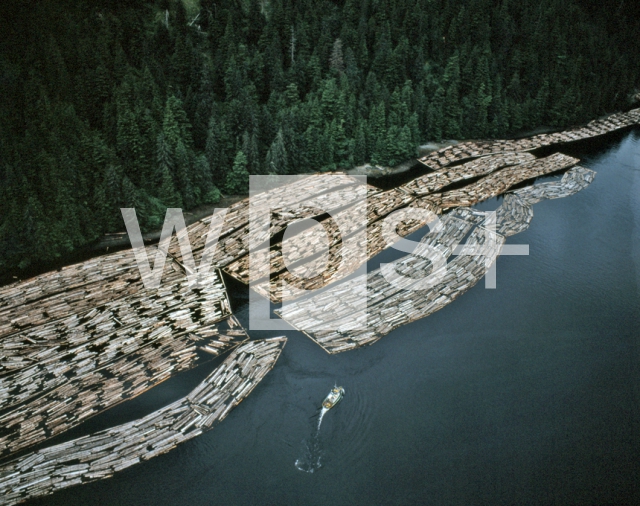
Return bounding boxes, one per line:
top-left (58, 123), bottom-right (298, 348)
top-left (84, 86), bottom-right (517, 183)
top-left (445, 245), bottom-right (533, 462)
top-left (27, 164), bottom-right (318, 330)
top-left (29, 130), bottom-right (639, 505)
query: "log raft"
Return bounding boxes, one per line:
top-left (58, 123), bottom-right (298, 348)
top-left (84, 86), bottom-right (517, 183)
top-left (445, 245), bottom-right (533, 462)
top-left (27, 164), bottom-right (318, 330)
top-left (277, 166), bottom-right (597, 353)
top-left (0, 316), bottom-right (248, 459)
top-left (0, 338), bottom-right (286, 505)
top-left (0, 266), bottom-right (230, 375)
top-left (417, 107), bottom-right (640, 170)
top-left (212, 106), bottom-right (635, 299)
top-left (252, 153), bottom-right (579, 302)
top-left (0, 236), bottom-right (235, 458)
top-left (401, 152), bottom-right (536, 196)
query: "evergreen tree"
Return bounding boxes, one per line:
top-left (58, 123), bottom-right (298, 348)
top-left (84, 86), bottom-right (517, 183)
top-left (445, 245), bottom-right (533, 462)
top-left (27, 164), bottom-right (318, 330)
top-left (265, 128), bottom-right (289, 174)
top-left (443, 53), bottom-right (462, 138)
top-left (226, 150), bottom-right (250, 194)
top-left (329, 39), bottom-right (345, 73)
top-left (1, 0), bottom-right (640, 271)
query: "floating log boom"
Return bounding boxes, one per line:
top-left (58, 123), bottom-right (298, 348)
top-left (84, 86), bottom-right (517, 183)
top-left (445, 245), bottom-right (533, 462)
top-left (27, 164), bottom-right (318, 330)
top-left (0, 338), bottom-right (287, 505)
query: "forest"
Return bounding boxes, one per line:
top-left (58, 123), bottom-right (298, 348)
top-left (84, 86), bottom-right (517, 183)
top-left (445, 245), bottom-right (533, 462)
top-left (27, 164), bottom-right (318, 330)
top-left (0, 0), bottom-right (639, 272)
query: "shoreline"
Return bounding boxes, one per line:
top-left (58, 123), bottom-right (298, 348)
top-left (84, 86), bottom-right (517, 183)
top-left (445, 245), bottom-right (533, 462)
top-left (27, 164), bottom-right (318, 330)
top-left (2, 109), bottom-right (639, 288)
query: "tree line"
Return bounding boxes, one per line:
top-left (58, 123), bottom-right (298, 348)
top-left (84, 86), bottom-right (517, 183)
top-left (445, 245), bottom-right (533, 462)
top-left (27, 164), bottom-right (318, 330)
top-left (0, 0), bottom-right (638, 271)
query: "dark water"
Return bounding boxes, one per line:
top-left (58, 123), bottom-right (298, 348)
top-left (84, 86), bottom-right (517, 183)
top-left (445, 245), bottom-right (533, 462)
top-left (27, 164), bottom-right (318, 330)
top-left (30, 131), bottom-right (639, 505)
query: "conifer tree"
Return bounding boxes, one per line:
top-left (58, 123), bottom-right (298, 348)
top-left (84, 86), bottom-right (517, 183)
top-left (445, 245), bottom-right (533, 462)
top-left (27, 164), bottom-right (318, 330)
top-left (265, 128), bottom-right (289, 174)
top-left (226, 150), bottom-right (250, 194)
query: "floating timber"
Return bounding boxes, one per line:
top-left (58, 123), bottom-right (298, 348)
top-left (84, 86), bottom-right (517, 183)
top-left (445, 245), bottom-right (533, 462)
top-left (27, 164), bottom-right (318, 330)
top-left (223, 186), bottom-right (413, 285)
top-left (0, 248), bottom-right (184, 339)
top-left (168, 174), bottom-right (378, 269)
top-left (401, 152), bottom-right (536, 196)
top-left (512, 165), bottom-right (596, 205)
top-left (0, 266), bottom-right (230, 376)
top-left (0, 234), bottom-right (233, 458)
top-left (417, 108), bottom-right (640, 170)
top-left (95, 107), bottom-right (637, 305)
top-left (0, 316), bottom-right (247, 459)
top-left (250, 153), bottom-right (578, 302)
top-left (0, 338), bottom-right (286, 505)
top-left (421, 153), bottom-right (580, 210)
top-left (280, 226), bottom-right (504, 353)
top-left (277, 166), bottom-right (596, 353)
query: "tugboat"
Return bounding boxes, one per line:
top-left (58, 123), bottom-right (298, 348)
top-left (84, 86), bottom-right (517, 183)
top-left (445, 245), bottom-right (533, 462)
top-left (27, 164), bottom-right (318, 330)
top-left (322, 386), bottom-right (345, 410)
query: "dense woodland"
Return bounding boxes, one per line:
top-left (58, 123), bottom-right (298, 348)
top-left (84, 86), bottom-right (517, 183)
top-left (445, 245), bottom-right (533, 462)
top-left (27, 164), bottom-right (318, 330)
top-left (0, 0), bottom-right (639, 271)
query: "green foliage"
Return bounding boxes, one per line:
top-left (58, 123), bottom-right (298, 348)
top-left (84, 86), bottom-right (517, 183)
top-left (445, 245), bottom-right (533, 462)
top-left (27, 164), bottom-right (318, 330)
top-left (0, 0), bottom-right (639, 271)
top-left (226, 150), bottom-right (250, 194)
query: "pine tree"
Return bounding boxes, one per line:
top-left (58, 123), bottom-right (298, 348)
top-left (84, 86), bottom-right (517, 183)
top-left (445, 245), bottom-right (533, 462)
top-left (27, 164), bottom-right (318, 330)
top-left (330, 39), bottom-right (345, 73)
top-left (443, 53), bottom-right (462, 138)
top-left (427, 86), bottom-right (445, 141)
top-left (369, 101), bottom-right (387, 164)
top-left (265, 128), bottom-right (289, 174)
top-left (158, 163), bottom-right (182, 208)
top-left (175, 140), bottom-right (195, 208)
top-left (353, 120), bottom-right (368, 165)
top-left (226, 150), bottom-right (250, 194)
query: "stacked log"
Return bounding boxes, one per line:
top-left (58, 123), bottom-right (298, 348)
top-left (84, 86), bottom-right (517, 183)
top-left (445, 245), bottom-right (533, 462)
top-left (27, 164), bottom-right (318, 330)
top-left (482, 194), bottom-right (535, 237)
top-left (512, 166), bottom-right (596, 205)
top-left (0, 316), bottom-right (247, 459)
top-left (0, 248), bottom-right (182, 338)
top-left (168, 174), bottom-right (376, 269)
top-left (281, 226), bottom-right (505, 353)
top-left (423, 153), bottom-right (579, 210)
top-left (139, 109), bottom-right (636, 302)
top-left (402, 152), bottom-right (536, 196)
top-left (0, 338), bottom-right (287, 505)
top-left (251, 153), bottom-right (577, 302)
top-left (276, 214), bottom-right (474, 333)
top-left (277, 165), bottom-right (597, 353)
top-left (418, 107), bottom-right (640, 170)
top-left (0, 267), bottom-right (230, 374)
top-left (482, 166), bottom-right (595, 237)
top-left (53, 107), bottom-right (627, 307)
top-left (0, 236), bottom-right (232, 457)
top-left (223, 187), bottom-right (412, 285)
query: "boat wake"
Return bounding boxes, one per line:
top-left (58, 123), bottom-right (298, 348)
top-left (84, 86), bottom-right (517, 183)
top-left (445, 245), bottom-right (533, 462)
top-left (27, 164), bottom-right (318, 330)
top-left (294, 407), bottom-right (329, 473)
top-left (317, 406), bottom-right (328, 430)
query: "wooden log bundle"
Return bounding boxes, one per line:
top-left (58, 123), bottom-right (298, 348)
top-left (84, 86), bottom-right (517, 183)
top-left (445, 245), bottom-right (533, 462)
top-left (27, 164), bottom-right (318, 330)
top-left (276, 213), bottom-right (475, 333)
top-left (277, 166), bottom-right (597, 353)
top-left (223, 187), bottom-right (413, 286)
top-left (418, 107), bottom-right (640, 170)
top-left (402, 152), bottom-right (536, 196)
top-left (251, 153), bottom-right (577, 302)
top-left (0, 249), bottom-right (185, 339)
top-left (140, 108), bottom-right (637, 303)
top-left (281, 226), bottom-right (505, 353)
top-left (0, 338), bottom-right (287, 505)
top-left (0, 316), bottom-right (248, 459)
top-left (422, 153), bottom-right (580, 210)
top-left (512, 166), bottom-right (596, 205)
top-left (482, 167), bottom-right (595, 238)
top-left (0, 267), bottom-right (230, 375)
top-left (168, 174), bottom-right (377, 270)
top-left (0, 237), bottom-right (233, 458)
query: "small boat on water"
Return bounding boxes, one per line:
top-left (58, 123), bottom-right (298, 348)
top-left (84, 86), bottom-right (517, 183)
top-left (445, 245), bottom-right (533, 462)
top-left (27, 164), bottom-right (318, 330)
top-left (322, 386), bottom-right (345, 410)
